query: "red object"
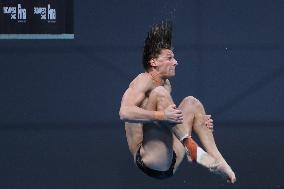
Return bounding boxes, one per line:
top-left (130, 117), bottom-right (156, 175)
top-left (182, 137), bottom-right (198, 161)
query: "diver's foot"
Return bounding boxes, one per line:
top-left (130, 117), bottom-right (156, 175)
top-left (209, 161), bottom-right (236, 184)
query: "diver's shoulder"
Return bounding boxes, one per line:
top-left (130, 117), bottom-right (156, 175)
top-left (136, 72), bottom-right (152, 83)
top-left (129, 72), bottom-right (152, 87)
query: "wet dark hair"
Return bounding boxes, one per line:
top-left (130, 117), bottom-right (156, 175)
top-left (142, 21), bottom-right (173, 70)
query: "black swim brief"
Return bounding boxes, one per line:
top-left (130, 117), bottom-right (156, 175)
top-left (135, 146), bottom-right (176, 179)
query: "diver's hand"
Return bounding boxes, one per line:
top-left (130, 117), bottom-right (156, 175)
top-left (204, 115), bottom-right (214, 131)
top-left (164, 104), bottom-right (183, 124)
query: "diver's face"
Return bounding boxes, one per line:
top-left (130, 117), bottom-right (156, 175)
top-left (151, 49), bottom-right (178, 78)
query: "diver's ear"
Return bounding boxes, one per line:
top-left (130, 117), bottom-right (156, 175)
top-left (149, 58), bottom-right (157, 67)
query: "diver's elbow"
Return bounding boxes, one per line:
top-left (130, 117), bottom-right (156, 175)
top-left (119, 108), bottom-right (128, 121)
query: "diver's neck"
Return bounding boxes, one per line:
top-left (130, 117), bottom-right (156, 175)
top-left (147, 69), bottom-right (165, 86)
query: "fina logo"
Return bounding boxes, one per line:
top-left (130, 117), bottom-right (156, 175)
top-left (34, 4), bottom-right (56, 23)
top-left (3, 4), bottom-right (26, 22)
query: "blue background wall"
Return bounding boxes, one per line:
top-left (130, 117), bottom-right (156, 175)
top-left (0, 0), bottom-right (283, 188)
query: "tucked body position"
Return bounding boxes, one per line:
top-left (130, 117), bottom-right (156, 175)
top-left (119, 22), bottom-right (236, 183)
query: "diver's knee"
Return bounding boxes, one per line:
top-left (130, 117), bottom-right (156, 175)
top-left (182, 96), bottom-right (201, 106)
top-left (179, 96), bottom-right (204, 113)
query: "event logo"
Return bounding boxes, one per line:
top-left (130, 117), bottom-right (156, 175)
top-left (34, 4), bottom-right (56, 23)
top-left (3, 4), bottom-right (27, 22)
top-left (0, 0), bottom-right (73, 39)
